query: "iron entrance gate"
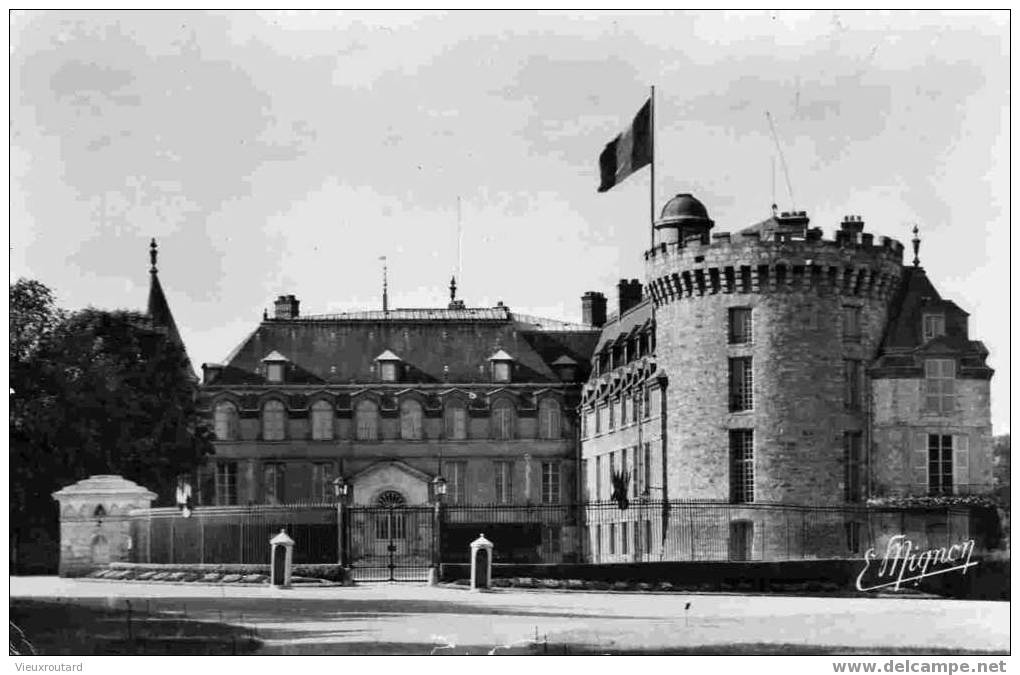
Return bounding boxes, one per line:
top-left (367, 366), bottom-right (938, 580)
top-left (348, 506), bottom-right (434, 581)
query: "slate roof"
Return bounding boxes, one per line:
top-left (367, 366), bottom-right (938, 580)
top-left (147, 272), bottom-right (184, 351)
top-left (593, 299), bottom-right (654, 355)
top-left (872, 266), bottom-right (992, 379)
top-left (208, 306), bottom-right (600, 386)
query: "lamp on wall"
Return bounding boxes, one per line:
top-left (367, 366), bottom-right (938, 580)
top-left (432, 474), bottom-right (447, 503)
top-left (332, 476), bottom-right (350, 503)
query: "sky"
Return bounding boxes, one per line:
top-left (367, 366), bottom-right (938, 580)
top-left (9, 10), bottom-right (1010, 433)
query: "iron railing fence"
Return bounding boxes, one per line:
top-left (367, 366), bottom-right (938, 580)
top-left (581, 500), bottom-right (972, 563)
top-left (131, 504), bottom-right (339, 566)
top-left (128, 500), bottom-right (976, 566)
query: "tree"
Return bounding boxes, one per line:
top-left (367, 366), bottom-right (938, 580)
top-left (10, 280), bottom-right (213, 572)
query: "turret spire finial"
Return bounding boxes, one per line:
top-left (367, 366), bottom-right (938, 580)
top-left (450, 275), bottom-right (457, 303)
top-left (911, 225), bottom-right (921, 267)
top-left (149, 238), bottom-right (158, 274)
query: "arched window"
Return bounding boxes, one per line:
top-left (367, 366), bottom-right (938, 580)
top-left (444, 400), bottom-right (467, 440)
top-left (400, 399), bottom-right (423, 440)
top-left (538, 398), bottom-right (562, 439)
top-left (262, 400), bottom-right (286, 441)
top-left (214, 401), bottom-right (239, 441)
top-left (310, 400), bottom-right (334, 440)
top-left (355, 399), bottom-right (379, 441)
top-left (491, 399), bottom-right (515, 440)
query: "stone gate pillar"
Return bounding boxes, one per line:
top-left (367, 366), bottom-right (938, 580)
top-left (52, 475), bottom-right (156, 577)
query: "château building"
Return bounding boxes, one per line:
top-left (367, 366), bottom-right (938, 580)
top-left (184, 193), bottom-right (994, 563)
top-left (580, 194), bottom-right (995, 561)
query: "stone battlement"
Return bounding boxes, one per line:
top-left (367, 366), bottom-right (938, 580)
top-left (644, 228), bottom-right (905, 306)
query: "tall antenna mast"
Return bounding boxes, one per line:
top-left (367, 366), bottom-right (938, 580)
top-left (380, 255), bottom-right (389, 313)
top-left (765, 111), bottom-right (796, 211)
top-left (770, 156), bottom-right (778, 216)
top-left (456, 196), bottom-right (463, 285)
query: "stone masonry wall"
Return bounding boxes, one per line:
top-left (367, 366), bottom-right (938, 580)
top-left (646, 234), bottom-right (903, 505)
top-left (872, 378), bottom-right (993, 497)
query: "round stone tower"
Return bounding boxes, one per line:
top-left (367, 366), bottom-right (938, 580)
top-left (645, 194), bottom-right (905, 506)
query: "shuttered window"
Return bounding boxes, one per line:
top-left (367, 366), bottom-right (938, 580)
top-left (924, 359), bottom-right (955, 415)
top-left (356, 400), bottom-right (379, 441)
top-left (261, 400), bottom-right (286, 441)
top-left (400, 399), bottom-right (423, 440)
top-left (310, 400), bottom-right (334, 440)
top-left (214, 401), bottom-right (239, 441)
top-left (539, 399), bottom-right (561, 439)
top-left (444, 402), bottom-right (467, 440)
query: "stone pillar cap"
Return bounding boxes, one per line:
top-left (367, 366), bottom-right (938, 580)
top-left (270, 529), bottom-right (295, 547)
top-left (470, 533), bottom-right (493, 549)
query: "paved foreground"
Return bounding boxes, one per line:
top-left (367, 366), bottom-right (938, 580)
top-left (10, 576), bottom-right (1009, 655)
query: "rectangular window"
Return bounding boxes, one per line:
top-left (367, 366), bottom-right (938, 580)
top-left (928, 434), bottom-right (953, 496)
top-left (494, 461), bottom-right (513, 504)
top-left (380, 362), bottom-right (397, 382)
top-left (595, 405), bottom-right (603, 434)
top-left (541, 462), bottom-right (561, 504)
top-left (843, 305), bottom-right (862, 341)
top-left (728, 307), bottom-right (752, 344)
top-left (924, 359), bottom-right (956, 415)
top-left (631, 392), bottom-right (639, 423)
top-left (312, 462), bottom-right (334, 501)
top-left (492, 362), bottom-right (510, 382)
top-left (620, 449), bottom-right (629, 498)
top-left (730, 429), bottom-right (754, 503)
top-left (263, 462), bottom-right (285, 505)
top-left (595, 455), bottom-right (602, 501)
top-left (633, 445), bottom-right (642, 495)
top-left (215, 461), bottom-right (237, 506)
top-left (729, 357), bottom-right (753, 411)
top-left (608, 400), bottom-right (615, 430)
top-left (845, 521), bottom-right (861, 554)
top-left (844, 359), bottom-right (862, 411)
top-left (844, 432), bottom-right (863, 502)
top-left (923, 314), bottom-right (946, 341)
top-left (729, 520), bottom-right (753, 561)
top-left (643, 387), bottom-right (651, 418)
top-left (621, 522), bottom-right (629, 555)
top-left (620, 396), bottom-right (628, 426)
top-left (643, 442), bottom-right (651, 495)
top-left (581, 410), bottom-right (588, 438)
top-left (445, 461), bottom-right (468, 504)
top-left (267, 362), bottom-right (285, 383)
top-left (445, 405), bottom-right (467, 440)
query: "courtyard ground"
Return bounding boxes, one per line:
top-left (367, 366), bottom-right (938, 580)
top-left (9, 576), bottom-right (1010, 655)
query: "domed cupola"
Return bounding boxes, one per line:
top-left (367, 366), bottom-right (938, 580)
top-left (655, 193), bottom-right (715, 245)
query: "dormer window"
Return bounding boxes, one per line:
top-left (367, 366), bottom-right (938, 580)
top-left (923, 314), bottom-right (946, 341)
top-left (488, 349), bottom-right (515, 383)
top-left (261, 351), bottom-right (290, 384)
top-left (550, 354), bottom-right (578, 382)
top-left (375, 350), bottom-right (402, 383)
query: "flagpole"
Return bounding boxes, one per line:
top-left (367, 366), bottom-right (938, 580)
top-left (649, 85), bottom-right (656, 250)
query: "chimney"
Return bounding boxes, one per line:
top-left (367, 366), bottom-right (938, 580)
top-left (274, 294), bottom-right (300, 320)
top-left (201, 363), bottom-right (224, 385)
top-left (581, 291), bottom-right (607, 328)
top-left (840, 214), bottom-right (865, 234)
top-left (617, 279), bottom-right (643, 316)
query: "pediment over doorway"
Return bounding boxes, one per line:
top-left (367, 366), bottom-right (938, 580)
top-left (348, 460), bottom-right (434, 506)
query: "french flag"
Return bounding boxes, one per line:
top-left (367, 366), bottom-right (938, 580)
top-left (598, 98), bottom-right (652, 193)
